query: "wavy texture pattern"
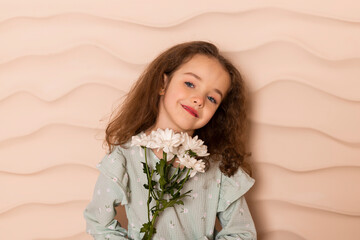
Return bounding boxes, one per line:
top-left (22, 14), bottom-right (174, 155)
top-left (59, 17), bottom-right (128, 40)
top-left (248, 163), bottom-right (360, 216)
top-left (35, 232), bottom-right (91, 240)
top-left (1, 2), bottom-right (359, 240)
top-left (260, 230), bottom-right (307, 240)
top-left (251, 200), bottom-right (360, 240)
top-left (0, 84), bottom-right (125, 142)
top-left (250, 80), bottom-right (360, 143)
top-left (0, 165), bottom-right (98, 214)
top-left (249, 123), bottom-right (360, 171)
top-left (0, 44), bottom-right (144, 101)
top-left (1, 9), bottom-right (360, 65)
top-left (226, 41), bottom-right (360, 101)
top-left (1, 0), bottom-right (360, 23)
top-left (0, 201), bottom-right (89, 240)
top-left (0, 124), bottom-right (104, 174)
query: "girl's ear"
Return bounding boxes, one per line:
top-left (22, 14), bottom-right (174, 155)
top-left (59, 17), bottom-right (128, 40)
top-left (159, 74), bottom-right (169, 95)
top-left (163, 73), bottom-right (169, 86)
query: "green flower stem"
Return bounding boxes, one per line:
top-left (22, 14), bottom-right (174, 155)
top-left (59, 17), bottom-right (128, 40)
top-left (143, 147), bottom-right (152, 223)
top-left (174, 168), bottom-right (191, 196)
top-left (163, 151), bottom-right (170, 182)
top-left (140, 147), bottom-right (195, 240)
top-left (169, 166), bottom-right (180, 181)
top-left (163, 151), bottom-right (166, 162)
top-left (165, 152), bottom-right (180, 182)
top-left (146, 189), bottom-right (165, 240)
top-left (149, 170), bottom-right (159, 200)
top-left (174, 167), bottom-right (187, 183)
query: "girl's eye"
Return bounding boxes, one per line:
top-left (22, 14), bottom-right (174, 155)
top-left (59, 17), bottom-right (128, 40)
top-left (185, 81), bottom-right (194, 88)
top-left (208, 96), bottom-right (217, 104)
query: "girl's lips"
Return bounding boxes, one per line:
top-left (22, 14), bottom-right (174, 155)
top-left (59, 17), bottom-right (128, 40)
top-left (181, 104), bottom-right (199, 118)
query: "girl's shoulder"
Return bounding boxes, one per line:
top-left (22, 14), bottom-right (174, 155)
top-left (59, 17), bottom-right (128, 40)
top-left (104, 140), bottom-right (133, 159)
top-left (208, 155), bottom-right (254, 186)
top-left (96, 145), bottom-right (128, 177)
top-left (221, 166), bottom-right (254, 185)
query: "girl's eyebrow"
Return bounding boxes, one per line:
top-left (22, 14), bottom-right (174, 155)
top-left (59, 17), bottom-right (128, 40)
top-left (184, 72), bottom-right (224, 99)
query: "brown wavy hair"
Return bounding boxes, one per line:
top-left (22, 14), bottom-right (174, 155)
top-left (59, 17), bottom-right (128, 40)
top-left (104, 41), bottom-right (252, 177)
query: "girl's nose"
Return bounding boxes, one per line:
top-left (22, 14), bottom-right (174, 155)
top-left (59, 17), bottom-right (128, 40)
top-left (192, 96), bottom-right (204, 107)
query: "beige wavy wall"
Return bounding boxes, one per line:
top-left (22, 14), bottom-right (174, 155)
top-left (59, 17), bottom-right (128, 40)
top-left (1, 1), bottom-right (359, 239)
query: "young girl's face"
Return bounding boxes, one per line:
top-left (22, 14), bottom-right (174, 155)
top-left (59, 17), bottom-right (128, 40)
top-left (154, 54), bottom-right (231, 136)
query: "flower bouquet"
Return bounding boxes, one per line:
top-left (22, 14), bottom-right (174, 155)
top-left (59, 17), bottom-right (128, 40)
top-left (131, 128), bottom-right (209, 240)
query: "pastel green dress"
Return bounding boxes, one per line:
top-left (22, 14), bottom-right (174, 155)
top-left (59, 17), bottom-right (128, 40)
top-left (83, 140), bottom-right (256, 240)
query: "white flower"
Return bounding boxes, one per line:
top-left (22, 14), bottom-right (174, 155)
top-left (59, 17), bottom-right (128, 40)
top-left (131, 132), bottom-right (160, 149)
top-left (178, 154), bottom-right (205, 177)
top-left (178, 154), bottom-right (197, 169)
top-left (189, 159), bottom-right (205, 177)
top-left (178, 133), bottom-right (209, 157)
top-left (151, 128), bottom-right (183, 154)
top-left (131, 129), bottom-right (184, 158)
top-left (131, 132), bottom-right (149, 147)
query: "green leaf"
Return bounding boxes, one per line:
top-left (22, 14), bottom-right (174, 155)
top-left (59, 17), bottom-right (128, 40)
top-left (188, 149), bottom-right (197, 157)
top-left (155, 162), bottom-right (160, 172)
top-left (179, 178), bottom-right (187, 186)
top-left (141, 162), bottom-right (149, 175)
top-left (140, 222), bottom-right (151, 233)
top-left (173, 192), bottom-right (180, 198)
top-left (159, 176), bottom-right (167, 189)
top-left (158, 159), bottom-right (166, 175)
top-left (183, 190), bottom-right (192, 196)
top-left (151, 180), bottom-right (157, 187)
top-left (143, 184), bottom-right (149, 189)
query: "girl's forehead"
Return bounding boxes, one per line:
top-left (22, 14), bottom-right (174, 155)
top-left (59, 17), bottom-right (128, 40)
top-left (175, 55), bottom-right (231, 95)
top-left (177, 55), bottom-right (228, 76)
top-left (181, 54), bottom-right (219, 67)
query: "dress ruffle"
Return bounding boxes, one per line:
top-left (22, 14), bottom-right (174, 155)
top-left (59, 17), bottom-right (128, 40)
top-left (97, 146), bottom-right (129, 205)
top-left (217, 168), bottom-right (255, 212)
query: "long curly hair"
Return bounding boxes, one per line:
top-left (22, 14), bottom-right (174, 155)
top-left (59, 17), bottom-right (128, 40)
top-left (104, 41), bottom-right (252, 177)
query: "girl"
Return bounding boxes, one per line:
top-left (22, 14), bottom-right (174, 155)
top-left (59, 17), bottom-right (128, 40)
top-left (83, 41), bottom-right (256, 240)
